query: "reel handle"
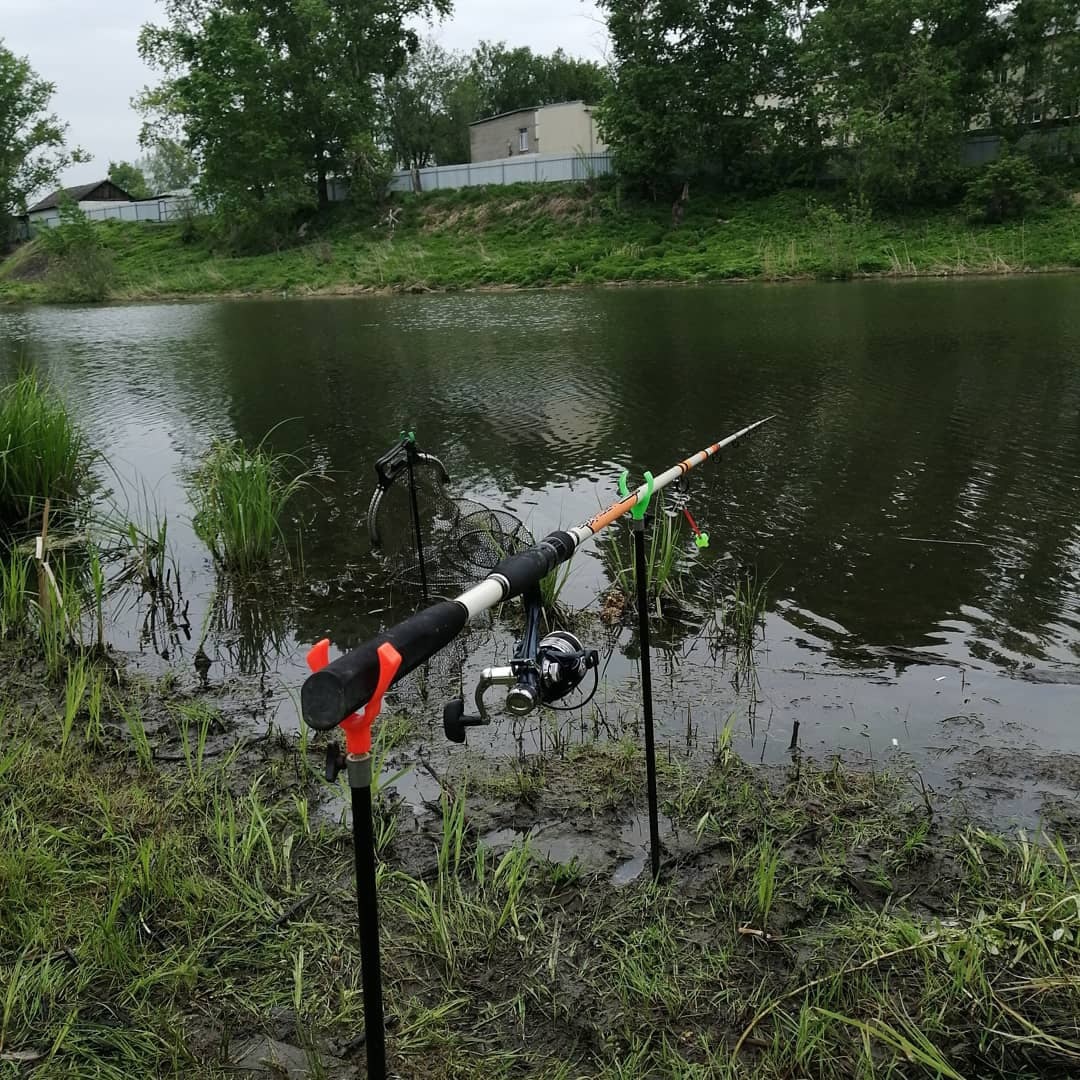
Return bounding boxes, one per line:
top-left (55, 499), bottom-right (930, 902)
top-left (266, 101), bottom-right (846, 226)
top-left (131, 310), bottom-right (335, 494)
top-left (443, 698), bottom-right (487, 743)
top-left (442, 666), bottom-right (516, 742)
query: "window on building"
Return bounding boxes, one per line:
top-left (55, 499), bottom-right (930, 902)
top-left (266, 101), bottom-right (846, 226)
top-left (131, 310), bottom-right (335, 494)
top-left (1030, 106), bottom-right (1042, 124)
top-left (518, 128), bottom-right (529, 152)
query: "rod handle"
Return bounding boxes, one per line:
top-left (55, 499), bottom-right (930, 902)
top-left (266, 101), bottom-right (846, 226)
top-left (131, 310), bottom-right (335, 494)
top-left (302, 600), bottom-right (467, 730)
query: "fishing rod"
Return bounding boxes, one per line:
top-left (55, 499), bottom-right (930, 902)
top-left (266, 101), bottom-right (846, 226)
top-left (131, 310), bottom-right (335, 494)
top-left (302, 416), bottom-right (773, 1080)
top-left (302, 415), bottom-right (775, 733)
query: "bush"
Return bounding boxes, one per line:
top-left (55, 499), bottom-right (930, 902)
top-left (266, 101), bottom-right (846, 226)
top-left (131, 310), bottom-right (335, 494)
top-left (37, 199), bottom-right (115, 302)
top-left (963, 155), bottom-right (1054, 224)
top-left (806, 195), bottom-right (873, 279)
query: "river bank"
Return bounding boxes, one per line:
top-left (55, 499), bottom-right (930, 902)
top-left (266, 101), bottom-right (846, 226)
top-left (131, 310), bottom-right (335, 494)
top-left (3, 184), bottom-right (1080, 304)
top-left (2, 365), bottom-right (1080, 1078)
top-left (3, 635), bottom-right (1080, 1078)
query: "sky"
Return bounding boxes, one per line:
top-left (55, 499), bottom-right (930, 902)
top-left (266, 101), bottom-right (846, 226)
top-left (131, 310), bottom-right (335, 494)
top-left (1, 0), bottom-right (608, 193)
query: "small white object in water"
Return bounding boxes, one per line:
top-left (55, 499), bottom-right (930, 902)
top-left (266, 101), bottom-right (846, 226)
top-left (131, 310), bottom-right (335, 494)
top-left (891, 738), bottom-right (899, 748)
top-left (935, 676), bottom-right (947, 682)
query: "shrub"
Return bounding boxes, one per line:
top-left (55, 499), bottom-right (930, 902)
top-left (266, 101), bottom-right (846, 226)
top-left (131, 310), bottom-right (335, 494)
top-left (38, 199), bottom-right (115, 302)
top-left (963, 155), bottom-right (1052, 224)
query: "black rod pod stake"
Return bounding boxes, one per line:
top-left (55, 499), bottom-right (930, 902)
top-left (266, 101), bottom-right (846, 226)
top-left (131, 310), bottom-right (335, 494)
top-left (306, 639), bottom-right (402, 1080)
top-left (620, 469), bottom-right (662, 882)
top-left (402, 431), bottom-right (429, 603)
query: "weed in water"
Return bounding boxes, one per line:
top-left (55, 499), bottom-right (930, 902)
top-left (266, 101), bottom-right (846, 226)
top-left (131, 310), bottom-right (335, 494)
top-left (603, 496), bottom-right (687, 617)
top-left (0, 373), bottom-right (89, 533)
top-left (538, 558), bottom-right (574, 628)
top-left (188, 432), bottom-right (310, 575)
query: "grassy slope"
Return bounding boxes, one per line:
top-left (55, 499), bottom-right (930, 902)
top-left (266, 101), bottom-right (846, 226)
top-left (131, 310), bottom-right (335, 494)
top-left (3, 183), bottom-right (1080, 303)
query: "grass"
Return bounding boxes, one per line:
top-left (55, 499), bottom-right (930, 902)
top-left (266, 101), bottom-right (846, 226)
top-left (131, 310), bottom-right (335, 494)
top-left (3, 184), bottom-right (1080, 304)
top-left (2, 645), bottom-right (1080, 1078)
top-left (188, 435), bottom-right (309, 575)
top-left (0, 546), bottom-right (30, 637)
top-left (603, 498), bottom-right (688, 617)
top-left (538, 558), bottom-right (574, 628)
top-left (708, 568), bottom-right (771, 678)
top-left (0, 373), bottom-right (90, 533)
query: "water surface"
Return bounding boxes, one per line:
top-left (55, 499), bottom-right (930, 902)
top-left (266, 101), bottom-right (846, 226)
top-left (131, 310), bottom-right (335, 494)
top-left (4, 277), bottom-right (1080, 810)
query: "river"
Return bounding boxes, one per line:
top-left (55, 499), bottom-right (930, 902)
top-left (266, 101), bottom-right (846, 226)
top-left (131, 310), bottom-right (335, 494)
top-left (3, 276), bottom-right (1079, 819)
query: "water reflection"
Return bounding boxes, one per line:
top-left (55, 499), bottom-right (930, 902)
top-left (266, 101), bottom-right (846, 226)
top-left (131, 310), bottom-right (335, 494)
top-left (2, 278), bottom-right (1080, 768)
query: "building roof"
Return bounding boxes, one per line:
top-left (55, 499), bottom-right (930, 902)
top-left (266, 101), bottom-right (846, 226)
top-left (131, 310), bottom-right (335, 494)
top-left (469, 100), bottom-right (591, 126)
top-left (27, 180), bottom-right (134, 214)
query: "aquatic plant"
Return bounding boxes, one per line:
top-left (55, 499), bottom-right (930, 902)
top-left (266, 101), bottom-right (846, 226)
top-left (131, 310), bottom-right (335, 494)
top-left (0, 547), bottom-right (31, 638)
top-left (538, 559), bottom-right (573, 628)
top-left (188, 435), bottom-right (309, 575)
top-left (0, 373), bottom-right (89, 532)
top-left (602, 496), bottom-right (687, 616)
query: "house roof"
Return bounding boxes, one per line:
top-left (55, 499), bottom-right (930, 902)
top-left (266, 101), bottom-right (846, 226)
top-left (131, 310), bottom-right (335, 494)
top-left (469, 100), bottom-right (592, 126)
top-left (27, 180), bottom-right (134, 214)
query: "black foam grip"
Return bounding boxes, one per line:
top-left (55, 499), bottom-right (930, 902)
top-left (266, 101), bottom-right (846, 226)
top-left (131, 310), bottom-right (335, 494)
top-left (492, 531), bottom-right (575, 598)
top-left (302, 600), bottom-right (468, 731)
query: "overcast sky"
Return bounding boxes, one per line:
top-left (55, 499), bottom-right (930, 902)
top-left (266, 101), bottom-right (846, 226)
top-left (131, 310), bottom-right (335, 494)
top-left (1, 0), bottom-right (608, 192)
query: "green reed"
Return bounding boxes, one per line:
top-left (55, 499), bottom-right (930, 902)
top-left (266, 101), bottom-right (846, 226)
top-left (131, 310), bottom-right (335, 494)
top-left (604, 497), bottom-right (687, 615)
top-left (0, 373), bottom-right (89, 532)
top-left (188, 435), bottom-right (310, 575)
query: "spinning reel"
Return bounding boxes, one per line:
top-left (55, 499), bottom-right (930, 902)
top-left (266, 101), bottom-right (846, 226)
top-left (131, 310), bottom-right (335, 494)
top-left (443, 587), bottom-right (599, 743)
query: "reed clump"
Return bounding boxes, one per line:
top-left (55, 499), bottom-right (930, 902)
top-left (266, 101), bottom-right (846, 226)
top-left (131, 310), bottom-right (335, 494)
top-left (602, 498), bottom-right (688, 618)
top-left (0, 373), bottom-right (89, 533)
top-left (188, 436), bottom-right (309, 575)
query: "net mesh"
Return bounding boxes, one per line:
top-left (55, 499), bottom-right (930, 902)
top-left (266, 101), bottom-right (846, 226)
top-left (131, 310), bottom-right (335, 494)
top-left (368, 457), bottom-right (535, 708)
top-left (369, 462), bottom-right (535, 598)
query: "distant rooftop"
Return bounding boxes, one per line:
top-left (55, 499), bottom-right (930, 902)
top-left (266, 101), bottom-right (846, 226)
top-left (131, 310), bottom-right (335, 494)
top-left (27, 180), bottom-right (134, 213)
top-left (469, 100), bottom-right (593, 126)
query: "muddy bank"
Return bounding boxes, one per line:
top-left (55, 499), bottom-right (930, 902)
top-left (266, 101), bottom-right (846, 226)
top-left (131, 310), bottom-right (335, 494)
top-left (3, 635), bottom-right (1080, 1078)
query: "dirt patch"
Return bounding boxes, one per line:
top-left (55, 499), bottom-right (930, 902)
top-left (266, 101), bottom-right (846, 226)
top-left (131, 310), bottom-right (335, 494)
top-left (1, 243), bottom-right (49, 282)
top-left (419, 192), bottom-right (595, 234)
top-left (5, 635), bottom-right (1080, 1079)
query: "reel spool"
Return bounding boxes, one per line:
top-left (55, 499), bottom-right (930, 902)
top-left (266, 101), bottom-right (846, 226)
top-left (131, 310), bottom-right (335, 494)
top-left (443, 629), bottom-right (600, 743)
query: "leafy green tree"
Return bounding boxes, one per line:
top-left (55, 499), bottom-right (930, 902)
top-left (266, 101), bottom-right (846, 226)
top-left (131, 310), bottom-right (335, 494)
top-left (999, 0), bottom-right (1080, 156)
top-left (804, 0), bottom-right (1006, 204)
top-left (108, 160), bottom-right (152, 199)
top-left (380, 41), bottom-right (475, 168)
top-left (139, 138), bottom-right (198, 192)
top-left (0, 41), bottom-right (87, 241)
top-left (468, 42), bottom-right (610, 118)
top-left (137, 0), bottom-right (450, 240)
top-left (596, 0), bottom-right (795, 191)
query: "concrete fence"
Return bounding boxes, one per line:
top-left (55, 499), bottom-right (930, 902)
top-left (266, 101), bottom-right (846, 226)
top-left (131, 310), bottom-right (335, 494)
top-left (387, 151), bottom-right (613, 193)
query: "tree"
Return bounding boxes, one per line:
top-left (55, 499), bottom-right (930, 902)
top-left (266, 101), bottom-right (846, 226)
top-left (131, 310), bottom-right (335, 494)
top-left (596, 0), bottom-right (795, 191)
top-left (999, 0), bottom-right (1080, 157)
top-left (468, 42), bottom-right (610, 118)
top-left (804, 0), bottom-right (1007, 204)
top-left (380, 41), bottom-right (475, 168)
top-left (140, 138), bottom-right (198, 192)
top-left (108, 160), bottom-right (152, 199)
top-left (137, 0), bottom-right (450, 238)
top-left (0, 41), bottom-right (87, 241)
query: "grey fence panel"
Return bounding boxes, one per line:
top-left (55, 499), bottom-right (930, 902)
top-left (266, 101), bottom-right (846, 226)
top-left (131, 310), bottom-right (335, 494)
top-left (386, 152), bottom-right (612, 193)
top-left (963, 135), bottom-right (1002, 166)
